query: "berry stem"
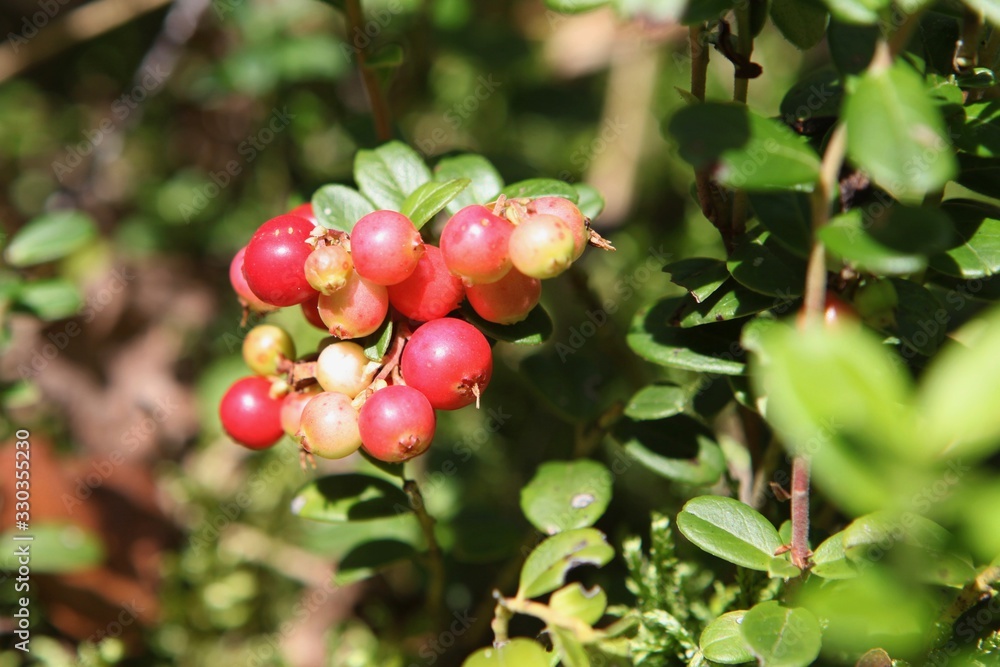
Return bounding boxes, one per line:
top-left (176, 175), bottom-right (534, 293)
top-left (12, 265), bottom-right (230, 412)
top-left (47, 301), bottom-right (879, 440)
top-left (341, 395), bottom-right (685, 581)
top-left (789, 454), bottom-right (811, 570)
top-left (345, 0), bottom-right (393, 142)
top-left (404, 478), bottom-right (445, 625)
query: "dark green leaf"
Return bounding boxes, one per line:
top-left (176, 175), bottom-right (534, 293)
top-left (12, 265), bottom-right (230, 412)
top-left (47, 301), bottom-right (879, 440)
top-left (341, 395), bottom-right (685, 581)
top-left (741, 602), bottom-right (822, 667)
top-left (573, 183), bottom-right (605, 220)
top-left (354, 141), bottom-right (432, 210)
top-left (291, 473), bottom-right (410, 523)
top-left (624, 384), bottom-right (688, 420)
top-left (461, 638), bottom-right (550, 667)
top-left (700, 611), bottom-right (755, 664)
top-left (728, 229), bottom-right (807, 298)
top-left (890, 278), bottom-right (947, 356)
top-left (819, 0), bottom-right (888, 23)
top-left (749, 191), bottom-right (813, 257)
top-left (779, 69), bottom-right (843, 125)
top-left (770, 0), bottom-right (829, 49)
top-left (0, 523), bottom-right (103, 573)
top-left (521, 352), bottom-right (608, 423)
top-left (14, 279), bottom-right (82, 320)
top-left (663, 258), bottom-right (729, 303)
top-left (334, 539), bottom-right (419, 585)
top-left (681, 0), bottom-right (739, 23)
top-left (520, 460), bottom-right (613, 535)
top-left (400, 179), bottom-right (471, 229)
top-left (461, 303), bottom-right (552, 345)
top-left (615, 417), bottom-right (726, 486)
top-left (4, 211), bottom-right (97, 267)
top-left (433, 154), bottom-right (504, 215)
top-left (954, 154), bottom-right (1000, 199)
top-left (668, 103), bottom-right (821, 191)
top-left (819, 210), bottom-right (928, 275)
top-left (517, 528), bottom-right (614, 599)
top-left (360, 318), bottom-right (393, 362)
top-left (828, 19), bottom-right (879, 74)
top-left (627, 298), bottom-right (746, 375)
top-left (677, 496), bottom-right (782, 571)
top-left (931, 200), bottom-right (1000, 278)
top-left (957, 100), bottom-right (1000, 157)
top-left (312, 184), bottom-right (376, 232)
top-left (673, 282), bottom-right (785, 328)
top-left (501, 178), bottom-right (579, 202)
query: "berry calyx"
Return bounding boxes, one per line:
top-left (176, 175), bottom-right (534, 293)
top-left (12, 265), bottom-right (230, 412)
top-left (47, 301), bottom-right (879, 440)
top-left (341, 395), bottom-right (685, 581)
top-left (243, 214), bottom-right (317, 307)
top-left (387, 245), bottom-right (465, 322)
top-left (466, 268), bottom-right (541, 324)
top-left (219, 376), bottom-right (284, 449)
top-left (230, 246), bottom-right (277, 313)
top-left (358, 385), bottom-right (436, 462)
top-left (508, 213), bottom-right (575, 279)
top-left (351, 211), bottom-right (425, 286)
top-left (400, 318), bottom-right (492, 410)
top-left (440, 205), bottom-right (514, 284)
top-left (296, 392), bottom-right (363, 459)
top-left (318, 270), bottom-right (390, 339)
top-left (316, 341), bottom-right (381, 398)
top-left (280, 387), bottom-right (321, 437)
top-left (305, 243), bottom-right (354, 295)
top-left (242, 324), bottom-right (296, 376)
top-left (528, 197), bottom-right (587, 260)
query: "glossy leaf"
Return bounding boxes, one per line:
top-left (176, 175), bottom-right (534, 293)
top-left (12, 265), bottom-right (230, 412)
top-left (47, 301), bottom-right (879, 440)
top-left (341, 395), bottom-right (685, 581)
top-left (930, 199), bottom-right (1000, 279)
top-left (311, 184), bottom-right (376, 233)
top-left (957, 100), bottom-right (1000, 157)
top-left (677, 496), bottom-right (782, 571)
top-left (500, 178), bottom-right (579, 203)
top-left (624, 384), bottom-right (688, 420)
top-left (434, 154), bottom-right (504, 214)
top-left (354, 141), bottom-right (432, 211)
top-left (627, 299), bottom-right (746, 375)
top-left (462, 303), bottom-right (552, 345)
top-left (770, 0), bottom-right (829, 49)
top-left (673, 282), bottom-right (783, 328)
top-left (461, 638), bottom-right (550, 667)
top-left (400, 178), bottom-right (470, 229)
top-left (0, 523), bottom-right (103, 573)
top-left (740, 602), bottom-right (822, 667)
top-left (700, 611), bottom-right (755, 664)
top-left (819, 210), bottom-right (927, 276)
top-left (549, 583), bottom-right (607, 626)
top-left (663, 258), bottom-right (729, 303)
top-left (890, 278), bottom-right (947, 356)
top-left (749, 191), bottom-right (812, 257)
top-left (4, 210), bottom-right (97, 267)
top-left (728, 229), bottom-right (806, 298)
top-left (520, 460), bottom-right (612, 535)
top-left (517, 528), bottom-right (614, 599)
top-left (290, 473), bottom-right (410, 523)
top-left (615, 416), bottom-right (726, 486)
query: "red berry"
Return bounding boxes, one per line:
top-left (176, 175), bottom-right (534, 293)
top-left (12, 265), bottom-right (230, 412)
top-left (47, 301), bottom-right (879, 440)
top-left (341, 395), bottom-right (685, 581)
top-left (387, 245), bottom-right (465, 322)
top-left (318, 270), bottom-right (389, 339)
top-left (242, 324), bottom-right (296, 376)
top-left (219, 376), bottom-right (284, 449)
top-left (301, 292), bottom-right (327, 331)
top-left (358, 385), bottom-right (436, 462)
top-left (305, 243), bottom-right (354, 294)
top-left (440, 205), bottom-right (514, 284)
top-left (509, 213), bottom-right (575, 279)
top-left (243, 214), bottom-right (317, 307)
top-left (230, 246), bottom-right (277, 313)
top-left (296, 392), bottom-right (363, 459)
top-left (466, 268), bottom-right (541, 325)
top-left (280, 387), bottom-right (320, 437)
top-left (528, 197), bottom-right (587, 260)
top-left (400, 318), bottom-right (492, 410)
top-left (351, 211), bottom-right (425, 286)
top-left (288, 202), bottom-right (317, 223)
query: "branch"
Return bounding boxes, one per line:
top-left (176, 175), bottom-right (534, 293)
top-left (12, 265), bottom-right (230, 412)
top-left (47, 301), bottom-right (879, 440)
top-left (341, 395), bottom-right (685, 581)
top-left (345, 0), bottom-right (393, 142)
top-left (789, 455), bottom-right (812, 570)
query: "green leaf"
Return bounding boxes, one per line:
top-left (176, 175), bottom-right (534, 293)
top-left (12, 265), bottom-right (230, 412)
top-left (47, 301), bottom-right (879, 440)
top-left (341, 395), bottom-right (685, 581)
top-left (500, 178), bottom-right (579, 202)
top-left (681, 0), bottom-right (739, 23)
top-left (520, 460), bottom-right (613, 535)
top-left (360, 317), bottom-right (393, 362)
top-left (663, 258), bottom-right (729, 303)
top-left (624, 384), bottom-right (688, 420)
top-left (819, 210), bottom-right (928, 276)
top-left (676, 496), bottom-right (782, 571)
top-left (728, 229), bottom-right (807, 298)
top-left (844, 61), bottom-right (957, 203)
top-left (770, 0), bottom-right (829, 49)
top-left (954, 154), bottom-right (1000, 198)
top-left (311, 184), bottom-right (376, 233)
top-left (828, 19), bottom-right (879, 74)
top-left (400, 179), bottom-right (471, 229)
top-left (667, 103), bottom-right (821, 191)
top-left (890, 278), bottom-right (947, 356)
top-left (0, 523), bottom-right (103, 573)
top-left (549, 583), bottom-right (607, 626)
top-left (779, 68), bottom-right (843, 126)
top-left (749, 191), bottom-right (812, 257)
top-left (615, 417), bottom-right (726, 486)
top-left (461, 303), bottom-right (552, 345)
top-left (4, 210), bottom-right (97, 267)
top-left (334, 539), bottom-right (419, 585)
top-left (14, 279), bottom-right (81, 320)
top-left (673, 283), bottom-right (784, 328)
top-left (517, 528), bottom-right (614, 599)
top-left (740, 602), bottom-right (822, 667)
top-left (544, 0), bottom-right (609, 13)
top-left (811, 532), bottom-right (858, 579)
top-left (364, 44), bottom-right (404, 69)
top-left (957, 100), bottom-right (1000, 157)
top-left (930, 199), bottom-right (1000, 278)
top-left (627, 299), bottom-right (746, 375)
top-left (550, 627), bottom-right (590, 667)
top-left (573, 183), bottom-right (605, 220)
top-left (354, 141), bottom-right (432, 211)
top-left (521, 353), bottom-right (608, 423)
top-left (461, 638), bottom-right (550, 667)
top-left (433, 154), bottom-right (504, 215)
top-left (819, 0), bottom-right (888, 24)
top-left (701, 611), bottom-right (754, 664)
top-left (290, 473), bottom-right (410, 523)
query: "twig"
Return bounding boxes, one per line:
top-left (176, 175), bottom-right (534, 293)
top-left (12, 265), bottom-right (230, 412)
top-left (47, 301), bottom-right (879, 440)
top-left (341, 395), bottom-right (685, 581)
top-left (404, 478), bottom-right (445, 625)
top-left (802, 123), bottom-right (847, 318)
top-left (789, 455), bottom-right (811, 570)
top-left (345, 0), bottom-right (393, 142)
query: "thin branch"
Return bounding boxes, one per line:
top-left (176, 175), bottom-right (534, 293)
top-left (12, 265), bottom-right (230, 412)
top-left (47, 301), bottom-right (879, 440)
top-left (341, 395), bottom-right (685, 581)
top-left (345, 0), bottom-right (393, 142)
top-left (404, 478), bottom-right (445, 624)
top-left (802, 122), bottom-right (847, 318)
top-left (789, 455), bottom-right (811, 570)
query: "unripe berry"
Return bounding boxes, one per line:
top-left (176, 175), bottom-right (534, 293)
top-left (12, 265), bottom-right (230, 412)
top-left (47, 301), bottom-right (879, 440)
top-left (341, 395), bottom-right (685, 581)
top-left (243, 214), bottom-right (317, 306)
top-left (229, 246), bottom-right (277, 313)
top-left (219, 376), bottom-right (284, 449)
top-left (280, 387), bottom-right (321, 437)
top-left (318, 270), bottom-right (390, 339)
top-left (358, 385), bottom-right (436, 462)
top-left (400, 318), bottom-right (492, 410)
top-left (296, 392), bottom-right (363, 459)
top-left (509, 214), bottom-right (575, 279)
top-left (440, 205), bottom-right (514, 284)
top-left (316, 341), bottom-right (381, 398)
top-left (242, 324), bottom-right (296, 376)
top-left (796, 292), bottom-right (861, 330)
top-left (466, 268), bottom-right (541, 324)
top-left (305, 243), bottom-right (354, 294)
top-left (351, 211), bottom-right (425, 285)
top-left (528, 197), bottom-right (587, 260)
top-left (301, 292), bottom-right (327, 331)
top-left (387, 245), bottom-right (465, 322)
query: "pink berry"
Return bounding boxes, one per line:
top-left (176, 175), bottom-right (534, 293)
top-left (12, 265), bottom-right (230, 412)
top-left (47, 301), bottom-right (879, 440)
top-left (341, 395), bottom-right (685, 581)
top-left (280, 387), bottom-right (321, 437)
top-left (301, 292), bottom-right (327, 331)
top-left (466, 268), bottom-right (541, 324)
top-left (387, 245), bottom-right (465, 322)
top-left (440, 205), bottom-right (514, 284)
top-left (351, 211), bottom-right (425, 286)
top-left (305, 243), bottom-right (354, 295)
top-left (400, 318), bottom-right (492, 410)
top-left (296, 392), bottom-right (363, 459)
top-left (229, 247), bottom-right (277, 313)
top-left (318, 270), bottom-right (389, 339)
top-left (243, 214), bottom-right (317, 306)
top-left (528, 197), bottom-right (587, 260)
top-left (219, 376), bottom-right (284, 449)
top-left (358, 385), bottom-right (436, 462)
top-left (509, 213), bottom-right (575, 279)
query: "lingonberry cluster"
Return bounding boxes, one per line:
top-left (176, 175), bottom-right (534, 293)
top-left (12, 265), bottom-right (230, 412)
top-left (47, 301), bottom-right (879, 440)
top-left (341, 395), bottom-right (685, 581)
top-left (219, 195), bottom-right (604, 463)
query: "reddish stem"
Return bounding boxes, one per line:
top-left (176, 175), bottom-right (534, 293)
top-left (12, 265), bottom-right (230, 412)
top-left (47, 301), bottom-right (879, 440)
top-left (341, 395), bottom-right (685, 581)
top-left (790, 455), bottom-right (812, 570)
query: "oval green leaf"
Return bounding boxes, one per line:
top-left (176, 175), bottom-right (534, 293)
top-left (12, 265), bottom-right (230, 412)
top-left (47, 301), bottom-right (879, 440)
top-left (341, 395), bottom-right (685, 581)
top-left (770, 0), bottom-right (829, 50)
top-left (517, 528), bottom-right (614, 599)
top-left (663, 258), bottom-right (729, 304)
top-left (462, 638), bottom-right (550, 667)
top-left (740, 601), bottom-right (821, 667)
top-left (500, 178), bottom-right (579, 203)
top-left (311, 184), bottom-right (376, 233)
top-left (624, 384), bottom-right (688, 421)
top-left (290, 473), bottom-right (410, 523)
top-left (615, 417), bottom-right (726, 486)
top-left (677, 496), bottom-right (781, 571)
top-left (627, 298), bottom-right (746, 375)
top-left (728, 229), bottom-right (806, 298)
top-left (700, 611), bottom-right (755, 664)
top-left (573, 183), bottom-right (605, 220)
top-left (549, 583), bottom-right (607, 626)
top-left (931, 199), bottom-right (1000, 279)
top-left (14, 279), bottom-right (82, 320)
top-left (400, 178), bottom-right (471, 229)
top-left (354, 141), bottom-right (432, 211)
top-left (4, 210), bottom-right (98, 267)
top-left (520, 460), bottom-right (612, 535)
top-left (433, 154), bottom-right (504, 214)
